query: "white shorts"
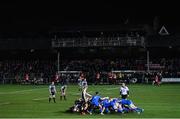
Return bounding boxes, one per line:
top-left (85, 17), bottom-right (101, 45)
top-left (61, 92), bottom-right (65, 96)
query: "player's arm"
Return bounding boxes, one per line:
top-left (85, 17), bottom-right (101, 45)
top-left (60, 87), bottom-right (62, 93)
top-left (86, 92), bottom-right (92, 98)
top-left (100, 97), bottom-right (109, 100)
top-left (120, 91), bottom-right (122, 95)
top-left (49, 86), bottom-right (51, 94)
top-left (127, 87), bottom-right (129, 96)
top-left (54, 86), bottom-right (57, 93)
top-left (120, 87), bottom-right (122, 95)
top-left (64, 87), bottom-right (67, 92)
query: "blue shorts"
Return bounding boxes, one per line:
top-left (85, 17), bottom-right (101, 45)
top-left (103, 103), bottom-right (110, 108)
top-left (92, 102), bottom-right (99, 107)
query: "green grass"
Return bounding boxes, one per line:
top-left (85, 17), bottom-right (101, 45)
top-left (0, 84), bottom-right (180, 118)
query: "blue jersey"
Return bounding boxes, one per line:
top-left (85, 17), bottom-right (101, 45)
top-left (91, 95), bottom-right (101, 106)
top-left (110, 99), bottom-right (116, 106)
top-left (112, 98), bottom-right (118, 103)
top-left (120, 99), bottom-right (144, 113)
top-left (101, 99), bottom-right (110, 108)
top-left (120, 99), bottom-right (132, 106)
top-left (109, 98), bottom-right (118, 110)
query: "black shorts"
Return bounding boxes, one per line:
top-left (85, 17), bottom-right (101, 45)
top-left (121, 95), bottom-right (128, 99)
top-left (51, 92), bottom-right (55, 95)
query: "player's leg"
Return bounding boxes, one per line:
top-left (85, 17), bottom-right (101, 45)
top-left (88, 104), bottom-right (94, 115)
top-left (78, 82), bottom-right (82, 91)
top-left (152, 80), bottom-right (155, 85)
top-left (60, 92), bottom-right (62, 100)
top-left (63, 92), bottom-right (66, 100)
top-left (157, 80), bottom-right (161, 86)
top-left (64, 95), bottom-right (66, 100)
top-left (49, 94), bottom-right (52, 103)
top-left (98, 104), bottom-right (103, 115)
top-left (81, 102), bottom-right (89, 115)
top-left (122, 106), bottom-right (130, 113)
top-left (115, 103), bottom-right (124, 113)
top-left (101, 105), bottom-right (110, 115)
top-left (52, 93), bottom-right (56, 103)
top-left (53, 98), bottom-right (56, 103)
top-left (100, 106), bottom-right (105, 115)
top-left (49, 98), bottom-right (51, 103)
top-left (117, 108), bottom-right (124, 113)
top-left (129, 103), bottom-right (144, 113)
top-left (105, 108), bottom-right (110, 113)
top-left (89, 103), bottom-right (102, 115)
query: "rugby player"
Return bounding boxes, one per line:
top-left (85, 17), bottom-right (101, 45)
top-left (88, 92), bottom-right (107, 115)
top-left (119, 99), bottom-right (144, 114)
top-left (120, 83), bottom-right (129, 99)
top-left (49, 81), bottom-right (57, 103)
top-left (60, 85), bottom-right (67, 100)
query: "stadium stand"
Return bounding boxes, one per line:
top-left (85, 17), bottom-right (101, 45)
top-left (0, 57), bottom-right (180, 84)
top-left (1, 25), bottom-right (180, 84)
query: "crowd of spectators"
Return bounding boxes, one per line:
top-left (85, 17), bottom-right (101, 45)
top-left (61, 58), bottom-right (145, 71)
top-left (0, 60), bottom-right (56, 84)
top-left (0, 58), bottom-right (180, 84)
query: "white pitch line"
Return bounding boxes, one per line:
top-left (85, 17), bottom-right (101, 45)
top-left (139, 102), bottom-right (180, 105)
top-left (0, 102), bottom-right (10, 106)
top-left (0, 88), bottom-right (46, 95)
top-left (32, 97), bottom-right (47, 101)
top-left (106, 87), bottom-right (119, 90)
top-left (69, 91), bottom-right (93, 96)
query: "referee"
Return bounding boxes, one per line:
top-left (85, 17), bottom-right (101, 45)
top-left (120, 83), bottom-right (129, 99)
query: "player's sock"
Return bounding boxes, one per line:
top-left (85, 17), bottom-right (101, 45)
top-left (53, 98), bottom-right (56, 103)
top-left (89, 109), bottom-right (93, 113)
top-left (137, 108), bottom-right (144, 112)
top-left (105, 108), bottom-right (110, 113)
top-left (100, 108), bottom-right (104, 115)
top-left (80, 108), bottom-right (86, 115)
top-left (134, 108), bottom-right (142, 113)
top-left (64, 96), bottom-right (66, 100)
top-left (100, 108), bottom-right (103, 113)
top-left (49, 98), bottom-right (51, 103)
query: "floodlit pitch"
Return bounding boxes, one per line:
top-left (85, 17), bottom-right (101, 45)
top-left (0, 84), bottom-right (180, 118)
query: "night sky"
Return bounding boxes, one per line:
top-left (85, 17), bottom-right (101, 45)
top-left (0, 1), bottom-right (179, 32)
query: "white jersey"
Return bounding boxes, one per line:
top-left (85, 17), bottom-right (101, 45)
top-left (61, 85), bottom-right (66, 96)
top-left (78, 78), bottom-right (82, 86)
top-left (120, 86), bottom-right (129, 95)
top-left (81, 79), bottom-right (88, 89)
top-left (49, 84), bottom-right (56, 93)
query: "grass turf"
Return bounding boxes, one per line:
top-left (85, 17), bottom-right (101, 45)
top-left (0, 84), bottom-right (180, 118)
